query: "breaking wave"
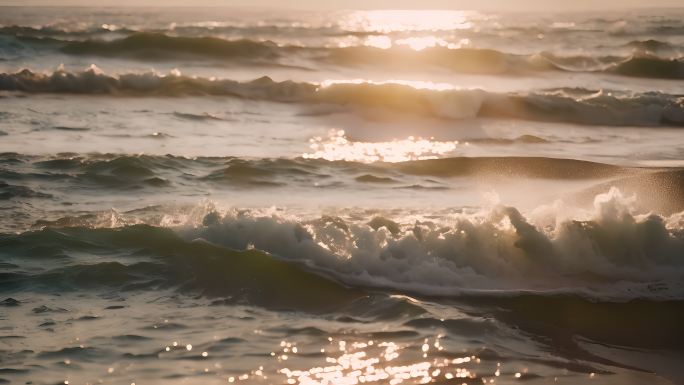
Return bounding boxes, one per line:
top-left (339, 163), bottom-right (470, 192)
top-left (179, 187), bottom-right (684, 301)
top-left (8, 188), bottom-right (684, 302)
top-left (1, 68), bottom-right (683, 126)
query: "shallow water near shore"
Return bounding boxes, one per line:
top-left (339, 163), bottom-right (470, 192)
top-left (1, 6), bottom-right (684, 385)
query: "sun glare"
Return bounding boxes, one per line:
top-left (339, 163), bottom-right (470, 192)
top-left (340, 10), bottom-right (475, 33)
top-left (303, 130), bottom-right (460, 163)
top-left (319, 79), bottom-right (455, 91)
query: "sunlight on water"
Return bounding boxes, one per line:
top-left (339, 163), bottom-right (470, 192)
top-left (337, 33), bottom-right (472, 51)
top-left (319, 79), bottom-right (455, 91)
top-left (145, 332), bottom-right (531, 385)
top-left (363, 35), bottom-right (394, 49)
top-left (394, 36), bottom-right (475, 51)
top-left (394, 36), bottom-right (449, 51)
top-left (303, 130), bottom-right (460, 163)
top-left (276, 337), bottom-right (485, 385)
top-left (339, 10), bottom-right (476, 33)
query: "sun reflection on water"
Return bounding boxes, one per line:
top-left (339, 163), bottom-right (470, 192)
top-left (337, 33), bottom-right (473, 51)
top-left (276, 336), bottom-right (479, 385)
top-left (319, 79), bottom-right (455, 91)
top-left (339, 10), bottom-right (476, 33)
top-left (303, 130), bottom-right (460, 163)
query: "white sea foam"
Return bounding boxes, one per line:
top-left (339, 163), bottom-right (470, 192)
top-left (171, 188), bottom-right (684, 301)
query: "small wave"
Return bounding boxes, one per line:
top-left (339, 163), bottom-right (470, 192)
top-left (60, 32), bottom-right (290, 62)
top-left (609, 55), bottom-right (684, 80)
top-left (532, 52), bottom-right (684, 80)
top-left (2, 68), bottom-right (682, 127)
top-left (53, 125), bottom-right (90, 131)
top-left (0, 181), bottom-right (52, 200)
top-left (0, 25), bottom-right (136, 38)
top-left (0, 23), bottom-right (367, 40)
top-left (321, 46), bottom-right (517, 75)
top-left (468, 135), bottom-right (549, 145)
top-left (391, 156), bottom-right (624, 179)
top-left (355, 174), bottom-right (398, 184)
top-left (6, 30), bottom-right (684, 80)
top-left (1, 154), bottom-right (186, 192)
top-left (172, 111), bottom-right (225, 121)
top-left (625, 39), bottom-right (676, 53)
top-left (0, 67), bottom-right (316, 99)
top-left (0, 154), bottom-right (631, 200)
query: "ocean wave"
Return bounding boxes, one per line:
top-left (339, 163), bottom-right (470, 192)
top-left (0, 24), bottom-right (371, 40)
top-left (59, 35), bottom-right (684, 80)
top-left (0, 67), bottom-right (316, 99)
top-left (1, 68), bottom-right (683, 126)
top-left (532, 51), bottom-right (684, 79)
top-left (59, 32), bottom-right (290, 61)
top-left (0, 154), bottom-right (633, 202)
top-left (5, 188), bottom-right (684, 302)
top-left (3, 31), bottom-right (684, 79)
top-left (624, 39), bottom-right (677, 53)
top-left (0, 181), bottom-right (52, 199)
top-left (0, 225), bottom-right (359, 311)
top-left (0, 25), bottom-right (136, 38)
top-left (609, 55), bottom-right (684, 79)
top-left (576, 169), bottom-right (684, 215)
top-left (176, 187), bottom-right (684, 301)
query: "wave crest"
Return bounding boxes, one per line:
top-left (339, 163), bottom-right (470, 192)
top-left (2, 68), bottom-right (683, 127)
top-left (4, 31), bottom-right (684, 79)
top-left (176, 188), bottom-right (684, 301)
top-left (60, 32), bottom-right (287, 61)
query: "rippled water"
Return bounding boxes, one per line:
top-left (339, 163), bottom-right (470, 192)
top-left (1, 6), bottom-right (684, 385)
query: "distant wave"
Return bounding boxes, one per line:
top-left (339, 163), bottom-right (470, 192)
top-left (5, 187), bottom-right (683, 302)
top-left (60, 33), bottom-right (291, 61)
top-left (609, 55), bottom-right (684, 79)
top-left (0, 25), bottom-right (136, 38)
top-left (1, 68), bottom-right (683, 126)
top-left (625, 39), bottom-right (677, 53)
top-left (3, 21), bottom-right (684, 41)
top-left (0, 67), bottom-right (316, 99)
top-left (2, 31), bottom-right (683, 79)
top-left (0, 24), bottom-right (372, 40)
top-left (59, 34), bottom-right (684, 80)
top-left (532, 51), bottom-right (684, 79)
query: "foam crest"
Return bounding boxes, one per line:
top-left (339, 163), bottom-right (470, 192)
top-left (177, 188), bottom-right (684, 301)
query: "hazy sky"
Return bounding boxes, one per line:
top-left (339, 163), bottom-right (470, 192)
top-left (0, 0), bottom-right (681, 10)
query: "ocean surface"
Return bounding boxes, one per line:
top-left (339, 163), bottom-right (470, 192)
top-left (1, 6), bottom-right (684, 385)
